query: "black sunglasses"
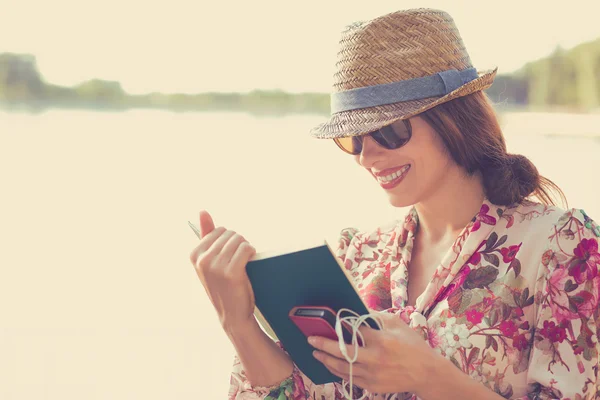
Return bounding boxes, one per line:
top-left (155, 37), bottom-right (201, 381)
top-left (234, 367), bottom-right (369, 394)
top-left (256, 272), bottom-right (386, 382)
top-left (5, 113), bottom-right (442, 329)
top-left (333, 119), bottom-right (412, 155)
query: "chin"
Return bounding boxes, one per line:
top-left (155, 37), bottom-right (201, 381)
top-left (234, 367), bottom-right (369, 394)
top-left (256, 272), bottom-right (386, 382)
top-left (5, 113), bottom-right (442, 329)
top-left (387, 193), bottom-right (417, 208)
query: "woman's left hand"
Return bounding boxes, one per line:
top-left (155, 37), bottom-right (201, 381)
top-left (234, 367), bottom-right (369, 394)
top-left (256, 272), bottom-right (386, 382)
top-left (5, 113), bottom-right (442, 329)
top-left (308, 312), bottom-right (439, 395)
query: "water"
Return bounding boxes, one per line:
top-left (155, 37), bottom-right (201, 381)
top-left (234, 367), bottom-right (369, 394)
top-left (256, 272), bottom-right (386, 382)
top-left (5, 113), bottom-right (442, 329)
top-left (0, 109), bottom-right (598, 399)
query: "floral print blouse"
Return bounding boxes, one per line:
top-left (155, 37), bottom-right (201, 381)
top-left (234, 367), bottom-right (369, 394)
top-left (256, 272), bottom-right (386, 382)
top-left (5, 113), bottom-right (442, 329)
top-left (229, 198), bottom-right (600, 399)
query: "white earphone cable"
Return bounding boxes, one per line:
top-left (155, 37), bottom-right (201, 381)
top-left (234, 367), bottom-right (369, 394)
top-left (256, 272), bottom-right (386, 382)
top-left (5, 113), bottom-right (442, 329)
top-left (335, 308), bottom-right (384, 400)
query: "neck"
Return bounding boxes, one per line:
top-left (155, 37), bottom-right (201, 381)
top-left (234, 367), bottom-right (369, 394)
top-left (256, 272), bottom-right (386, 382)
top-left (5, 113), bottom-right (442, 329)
top-left (414, 166), bottom-right (486, 244)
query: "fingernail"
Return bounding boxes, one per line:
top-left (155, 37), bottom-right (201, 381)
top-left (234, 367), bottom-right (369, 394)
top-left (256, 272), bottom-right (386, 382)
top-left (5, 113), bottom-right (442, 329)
top-left (307, 337), bottom-right (316, 346)
top-left (312, 350), bottom-right (321, 359)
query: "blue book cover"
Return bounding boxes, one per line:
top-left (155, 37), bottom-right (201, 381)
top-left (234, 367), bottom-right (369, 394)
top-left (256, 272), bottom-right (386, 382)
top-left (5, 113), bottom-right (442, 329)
top-left (247, 240), bottom-right (372, 385)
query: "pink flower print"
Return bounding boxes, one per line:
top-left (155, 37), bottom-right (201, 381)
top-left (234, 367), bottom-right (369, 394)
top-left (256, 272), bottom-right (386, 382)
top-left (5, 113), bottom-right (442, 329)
top-left (570, 238), bottom-right (600, 284)
top-left (344, 258), bottom-right (353, 271)
top-left (505, 214), bottom-right (515, 229)
top-left (499, 320), bottom-right (518, 337)
top-left (427, 326), bottom-right (443, 348)
top-left (404, 212), bottom-right (418, 235)
top-left (512, 333), bottom-right (529, 351)
top-left (539, 320), bottom-right (555, 338)
top-left (574, 286), bottom-right (599, 320)
top-left (433, 284), bottom-right (452, 304)
top-left (399, 306), bottom-right (416, 324)
top-left (465, 309), bottom-right (484, 325)
top-left (513, 308), bottom-right (524, 317)
top-left (364, 294), bottom-right (383, 310)
top-left (361, 282), bottom-right (388, 311)
top-left (482, 297), bottom-right (495, 308)
top-left (433, 265), bottom-right (471, 305)
top-left (549, 290), bottom-right (580, 324)
top-left (549, 326), bottom-right (567, 343)
top-left (436, 266), bottom-right (472, 303)
top-left (548, 267), bottom-right (575, 311)
top-left (468, 252), bottom-right (481, 265)
top-left (540, 321), bottom-right (567, 343)
top-left (291, 372), bottom-right (307, 398)
top-left (499, 243), bottom-right (522, 263)
top-left (471, 204), bottom-right (497, 232)
top-left (383, 263), bottom-right (391, 280)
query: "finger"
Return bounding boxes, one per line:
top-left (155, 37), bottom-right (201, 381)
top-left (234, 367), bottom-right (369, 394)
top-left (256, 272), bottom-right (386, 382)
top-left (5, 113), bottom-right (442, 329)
top-left (310, 336), bottom-right (370, 363)
top-left (205, 230), bottom-right (236, 261)
top-left (357, 325), bottom-right (380, 344)
top-left (219, 233), bottom-right (246, 265)
top-left (357, 312), bottom-right (395, 341)
top-left (199, 210), bottom-right (215, 238)
top-left (321, 362), bottom-right (349, 382)
top-left (189, 226), bottom-right (227, 264)
top-left (229, 241), bottom-right (256, 273)
top-left (313, 351), bottom-right (368, 378)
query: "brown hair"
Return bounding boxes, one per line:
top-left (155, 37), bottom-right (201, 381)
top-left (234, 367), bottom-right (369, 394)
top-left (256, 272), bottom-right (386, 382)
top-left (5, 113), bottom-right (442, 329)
top-left (419, 91), bottom-right (567, 208)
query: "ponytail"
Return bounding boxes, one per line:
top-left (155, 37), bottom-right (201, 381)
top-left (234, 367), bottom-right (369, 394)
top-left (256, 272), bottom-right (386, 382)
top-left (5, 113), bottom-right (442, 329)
top-left (420, 91), bottom-right (567, 207)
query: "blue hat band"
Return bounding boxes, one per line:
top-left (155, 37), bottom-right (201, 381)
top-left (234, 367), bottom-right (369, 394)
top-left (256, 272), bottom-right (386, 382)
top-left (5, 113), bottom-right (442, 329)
top-left (330, 67), bottom-right (479, 114)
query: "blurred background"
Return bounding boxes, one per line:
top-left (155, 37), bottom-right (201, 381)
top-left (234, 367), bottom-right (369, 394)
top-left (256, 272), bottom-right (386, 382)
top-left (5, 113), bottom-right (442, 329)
top-left (1, 0), bottom-right (599, 399)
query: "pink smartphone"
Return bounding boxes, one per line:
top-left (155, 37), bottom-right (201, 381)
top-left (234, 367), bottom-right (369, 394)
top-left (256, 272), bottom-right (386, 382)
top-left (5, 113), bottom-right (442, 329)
top-left (289, 306), bottom-right (358, 345)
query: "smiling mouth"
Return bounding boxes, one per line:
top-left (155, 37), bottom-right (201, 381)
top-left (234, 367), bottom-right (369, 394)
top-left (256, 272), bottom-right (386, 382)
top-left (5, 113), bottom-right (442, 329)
top-left (374, 164), bottom-right (410, 182)
top-left (375, 164), bottom-right (411, 189)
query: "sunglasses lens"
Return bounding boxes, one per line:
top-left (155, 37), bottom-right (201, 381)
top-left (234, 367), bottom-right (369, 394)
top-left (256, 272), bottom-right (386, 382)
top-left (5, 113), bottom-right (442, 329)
top-left (334, 136), bottom-right (363, 155)
top-left (333, 120), bottom-right (411, 154)
top-left (372, 121), bottom-right (411, 149)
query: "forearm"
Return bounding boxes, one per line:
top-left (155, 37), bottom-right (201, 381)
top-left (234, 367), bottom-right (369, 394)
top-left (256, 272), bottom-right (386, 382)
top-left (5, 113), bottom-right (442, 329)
top-left (226, 319), bottom-right (294, 388)
top-left (416, 353), bottom-right (505, 400)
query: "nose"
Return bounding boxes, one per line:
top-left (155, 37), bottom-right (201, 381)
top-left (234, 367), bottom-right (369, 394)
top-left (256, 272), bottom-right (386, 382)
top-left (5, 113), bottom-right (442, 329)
top-left (356, 135), bottom-right (384, 168)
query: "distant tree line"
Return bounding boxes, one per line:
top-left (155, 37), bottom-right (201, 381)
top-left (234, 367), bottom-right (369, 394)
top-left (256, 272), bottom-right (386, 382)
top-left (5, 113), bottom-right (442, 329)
top-left (0, 37), bottom-right (598, 115)
top-left (486, 38), bottom-right (600, 111)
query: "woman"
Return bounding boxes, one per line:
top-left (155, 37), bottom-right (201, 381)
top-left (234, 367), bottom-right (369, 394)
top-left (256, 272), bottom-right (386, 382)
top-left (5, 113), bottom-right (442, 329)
top-left (189, 8), bottom-right (600, 400)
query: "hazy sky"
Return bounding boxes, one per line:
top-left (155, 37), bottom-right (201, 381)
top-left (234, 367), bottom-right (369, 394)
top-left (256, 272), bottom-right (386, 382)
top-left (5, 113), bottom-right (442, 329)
top-left (1, 0), bottom-right (599, 94)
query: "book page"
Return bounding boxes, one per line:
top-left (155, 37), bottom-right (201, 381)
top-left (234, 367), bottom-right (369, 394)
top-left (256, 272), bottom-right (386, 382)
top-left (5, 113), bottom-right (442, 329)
top-left (250, 239), bottom-right (327, 262)
top-left (254, 307), bottom-right (279, 341)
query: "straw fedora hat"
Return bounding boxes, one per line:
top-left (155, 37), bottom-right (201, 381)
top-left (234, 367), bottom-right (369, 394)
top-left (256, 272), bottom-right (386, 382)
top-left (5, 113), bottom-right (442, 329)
top-left (310, 8), bottom-right (498, 139)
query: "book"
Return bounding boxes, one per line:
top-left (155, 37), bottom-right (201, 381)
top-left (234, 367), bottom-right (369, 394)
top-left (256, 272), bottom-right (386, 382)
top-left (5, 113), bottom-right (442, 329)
top-left (246, 240), bottom-right (375, 385)
top-left (188, 222), bottom-right (372, 385)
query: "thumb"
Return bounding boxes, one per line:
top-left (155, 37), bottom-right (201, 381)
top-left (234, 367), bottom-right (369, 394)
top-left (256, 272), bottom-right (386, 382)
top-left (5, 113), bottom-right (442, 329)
top-left (199, 210), bottom-right (215, 238)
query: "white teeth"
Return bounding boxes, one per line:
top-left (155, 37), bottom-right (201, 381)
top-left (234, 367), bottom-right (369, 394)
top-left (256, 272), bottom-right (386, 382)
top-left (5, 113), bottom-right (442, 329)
top-left (376, 165), bottom-right (410, 183)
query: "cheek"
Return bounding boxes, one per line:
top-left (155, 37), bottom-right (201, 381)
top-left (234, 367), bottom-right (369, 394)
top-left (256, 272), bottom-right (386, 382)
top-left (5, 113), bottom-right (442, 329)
top-left (430, 152), bottom-right (453, 172)
top-left (412, 147), bottom-right (452, 185)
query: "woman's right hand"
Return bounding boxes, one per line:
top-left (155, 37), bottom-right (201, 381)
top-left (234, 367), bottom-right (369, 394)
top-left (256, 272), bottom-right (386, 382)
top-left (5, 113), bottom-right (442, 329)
top-left (189, 210), bottom-right (257, 333)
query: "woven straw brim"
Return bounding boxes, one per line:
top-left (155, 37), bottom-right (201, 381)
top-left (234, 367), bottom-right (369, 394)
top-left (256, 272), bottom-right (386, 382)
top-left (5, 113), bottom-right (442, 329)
top-left (310, 67), bottom-right (497, 139)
